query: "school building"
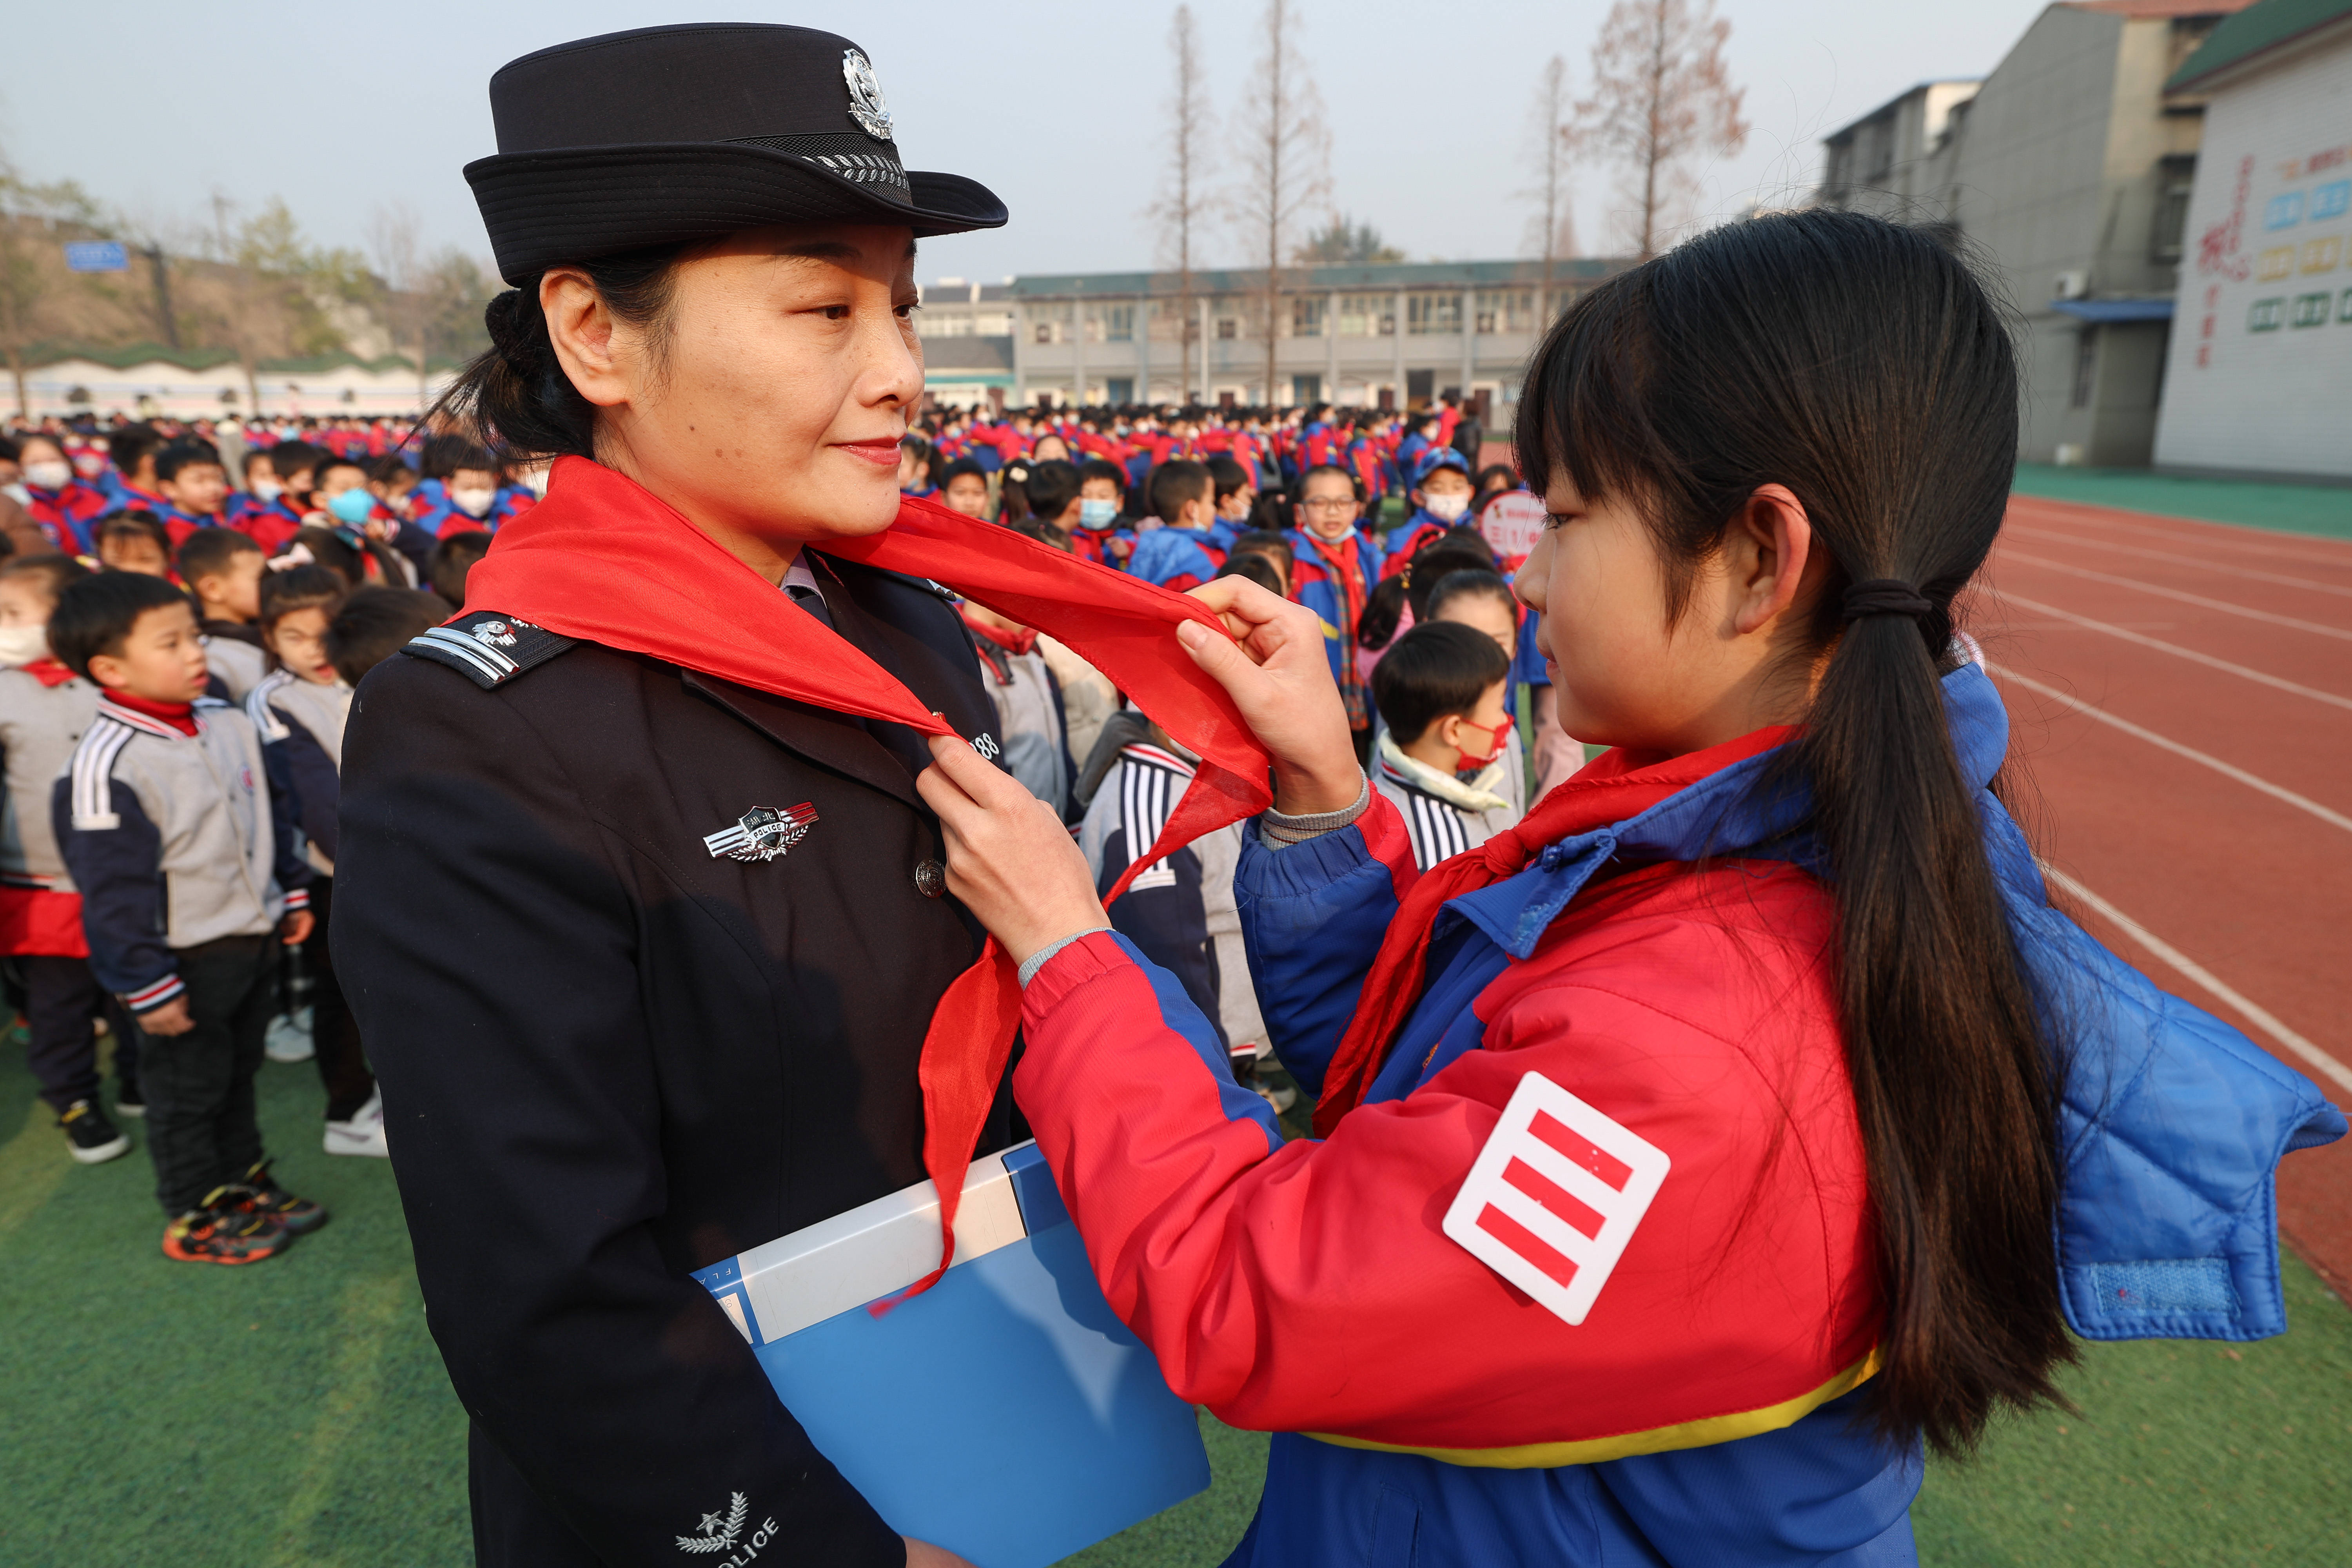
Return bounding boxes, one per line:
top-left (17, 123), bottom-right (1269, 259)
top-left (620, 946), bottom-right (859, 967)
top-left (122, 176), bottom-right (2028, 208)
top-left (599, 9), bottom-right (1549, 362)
top-left (2152, 0), bottom-right (2352, 481)
top-left (918, 259), bottom-right (1632, 430)
top-left (9, 343), bottom-right (456, 421)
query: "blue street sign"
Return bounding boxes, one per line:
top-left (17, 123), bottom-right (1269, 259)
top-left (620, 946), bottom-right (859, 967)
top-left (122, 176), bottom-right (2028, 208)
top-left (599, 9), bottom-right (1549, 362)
top-left (63, 241), bottom-right (130, 273)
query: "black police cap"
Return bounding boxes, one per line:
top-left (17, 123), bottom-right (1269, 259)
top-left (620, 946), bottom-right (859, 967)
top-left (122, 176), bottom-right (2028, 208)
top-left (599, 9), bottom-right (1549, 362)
top-left (465, 23), bottom-right (1007, 285)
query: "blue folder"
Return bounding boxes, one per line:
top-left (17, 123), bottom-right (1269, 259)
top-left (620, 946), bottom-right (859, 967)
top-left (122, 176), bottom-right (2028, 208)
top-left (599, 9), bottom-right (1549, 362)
top-left (692, 1142), bottom-right (1210, 1568)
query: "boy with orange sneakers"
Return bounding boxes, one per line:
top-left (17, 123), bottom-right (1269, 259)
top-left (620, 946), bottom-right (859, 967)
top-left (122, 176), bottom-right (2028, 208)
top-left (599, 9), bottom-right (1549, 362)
top-left (49, 571), bottom-right (324, 1263)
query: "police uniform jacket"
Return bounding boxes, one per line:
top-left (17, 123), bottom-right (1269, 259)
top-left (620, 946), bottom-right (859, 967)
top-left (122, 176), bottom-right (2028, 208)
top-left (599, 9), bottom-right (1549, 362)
top-left (333, 556), bottom-right (1013, 1568)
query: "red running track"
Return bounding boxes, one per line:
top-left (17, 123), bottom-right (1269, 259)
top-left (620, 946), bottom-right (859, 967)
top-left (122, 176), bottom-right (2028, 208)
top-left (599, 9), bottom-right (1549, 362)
top-left (1982, 496), bottom-right (2352, 1294)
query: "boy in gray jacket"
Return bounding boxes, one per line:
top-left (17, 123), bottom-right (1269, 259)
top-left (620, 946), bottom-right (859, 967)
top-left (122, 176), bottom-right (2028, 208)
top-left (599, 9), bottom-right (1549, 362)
top-left (50, 571), bottom-right (323, 1264)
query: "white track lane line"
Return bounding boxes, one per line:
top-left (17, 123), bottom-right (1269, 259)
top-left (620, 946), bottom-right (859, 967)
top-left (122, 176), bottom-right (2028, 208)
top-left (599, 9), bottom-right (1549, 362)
top-left (2039, 862), bottom-right (2352, 1097)
top-left (2000, 550), bottom-right (2352, 641)
top-left (2009, 505), bottom-right (2352, 570)
top-left (2005, 529), bottom-right (2352, 601)
top-left (1997, 592), bottom-right (2352, 713)
top-left (1991, 665), bottom-right (2352, 835)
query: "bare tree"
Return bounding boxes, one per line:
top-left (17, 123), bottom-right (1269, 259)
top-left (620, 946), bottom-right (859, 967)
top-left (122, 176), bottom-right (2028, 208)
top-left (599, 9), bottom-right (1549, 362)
top-left (1519, 56), bottom-right (1579, 326)
top-left (1229, 0), bottom-right (1330, 405)
top-left (1576, 0), bottom-right (1748, 260)
top-left (368, 200), bottom-right (429, 410)
top-left (1147, 5), bottom-right (1217, 403)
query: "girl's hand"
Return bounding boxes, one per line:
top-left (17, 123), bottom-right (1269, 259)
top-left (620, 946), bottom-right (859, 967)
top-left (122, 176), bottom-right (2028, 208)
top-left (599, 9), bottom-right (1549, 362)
top-left (1180, 577), bottom-right (1360, 815)
top-left (918, 736), bottom-right (1108, 967)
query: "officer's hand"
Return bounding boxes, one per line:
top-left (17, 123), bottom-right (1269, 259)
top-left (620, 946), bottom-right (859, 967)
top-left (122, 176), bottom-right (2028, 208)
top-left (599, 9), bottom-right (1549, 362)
top-left (902, 1537), bottom-right (976, 1568)
top-left (140, 997), bottom-right (196, 1037)
top-left (281, 909), bottom-right (314, 946)
top-left (1180, 577), bottom-right (1361, 815)
top-left (919, 735), bottom-right (1107, 968)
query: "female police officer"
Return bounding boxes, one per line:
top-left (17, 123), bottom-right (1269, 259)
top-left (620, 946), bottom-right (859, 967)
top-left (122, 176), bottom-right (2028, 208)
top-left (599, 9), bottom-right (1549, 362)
top-left (334, 25), bottom-right (1009, 1568)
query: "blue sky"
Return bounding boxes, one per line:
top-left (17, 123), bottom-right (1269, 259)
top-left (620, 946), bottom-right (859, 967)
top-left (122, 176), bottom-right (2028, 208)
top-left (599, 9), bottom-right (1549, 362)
top-left (1, 0), bottom-right (2054, 285)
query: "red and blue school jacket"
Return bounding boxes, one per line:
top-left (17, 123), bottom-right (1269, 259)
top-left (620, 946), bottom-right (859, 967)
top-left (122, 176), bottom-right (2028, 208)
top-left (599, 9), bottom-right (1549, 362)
top-left (1381, 512), bottom-right (1474, 577)
top-left (225, 493), bottom-right (305, 553)
top-left (21, 480), bottom-right (109, 552)
top-left (1126, 526), bottom-right (1227, 593)
top-left (1010, 663), bottom-right (2342, 1568)
top-left (1285, 526), bottom-right (1383, 689)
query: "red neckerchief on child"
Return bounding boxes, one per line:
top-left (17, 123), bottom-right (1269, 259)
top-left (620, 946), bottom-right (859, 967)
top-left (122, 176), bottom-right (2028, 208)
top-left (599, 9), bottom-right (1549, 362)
top-left (21, 658), bottom-right (77, 690)
top-left (1314, 724), bottom-right (1797, 1134)
top-left (103, 690), bottom-right (199, 737)
top-left (464, 456), bottom-right (1270, 1303)
top-left (960, 612), bottom-right (1038, 658)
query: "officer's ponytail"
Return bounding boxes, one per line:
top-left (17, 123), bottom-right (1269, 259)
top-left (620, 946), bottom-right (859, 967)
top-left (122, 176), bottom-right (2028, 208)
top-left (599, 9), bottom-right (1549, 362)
top-left (432, 245), bottom-right (687, 462)
top-left (1518, 209), bottom-right (2072, 1458)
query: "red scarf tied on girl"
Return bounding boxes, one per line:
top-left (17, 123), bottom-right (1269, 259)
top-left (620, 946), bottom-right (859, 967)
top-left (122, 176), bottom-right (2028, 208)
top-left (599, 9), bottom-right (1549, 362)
top-left (462, 456), bottom-right (1270, 1302)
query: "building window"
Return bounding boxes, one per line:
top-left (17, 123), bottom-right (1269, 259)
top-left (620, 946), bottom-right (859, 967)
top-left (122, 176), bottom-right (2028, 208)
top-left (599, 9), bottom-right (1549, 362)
top-left (2070, 330), bottom-right (2097, 407)
top-left (2290, 292), bottom-right (2331, 328)
top-left (1335, 294), bottom-right (1388, 337)
top-left (1033, 322), bottom-right (1053, 344)
top-left (1473, 290), bottom-right (1535, 334)
top-left (1406, 294), bottom-right (1461, 335)
top-left (1104, 304), bottom-right (1134, 343)
top-left (2150, 154), bottom-right (2195, 263)
top-left (2339, 287), bottom-right (2352, 323)
top-left (1292, 374), bottom-right (1322, 405)
top-left (1216, 316), bottom-right (1239, 340)
top-left (2247, 297), bottom-right (2284, 331)
top-left (1106, 377), bottom-right (1134, 403)
top-left (1290, 297), bottom-right (1325, 338)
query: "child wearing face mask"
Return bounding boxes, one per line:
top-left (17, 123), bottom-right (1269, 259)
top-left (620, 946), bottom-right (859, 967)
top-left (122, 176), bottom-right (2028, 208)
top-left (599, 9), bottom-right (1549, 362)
top-left (0, 552), bottom-right (144, 1165)
top-left (15, 436), bottom-right (110, 554)
top-left (1368, 621), bottom-right (1524, 871)
top-left (1382, 447), bottom-right (1479, 574)
top-left (1073, 459), bottom-right (1136, 566)
top-left (226, 449), bottom-right (306, 554)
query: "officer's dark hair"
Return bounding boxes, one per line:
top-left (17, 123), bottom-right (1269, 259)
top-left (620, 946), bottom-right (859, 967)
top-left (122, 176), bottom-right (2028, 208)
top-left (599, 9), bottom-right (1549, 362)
top-left (1205, 455), bottom-right (1253, 505)
top-left (175, 526), bottom-right (261, 589)
top-left (154, 439), bottom-right (224, 485)
top-left (259, 564), bottom-right (348, 638)
top-left (1517, 206), bottom-right (2065, 1456)
top-left (107, 422), bottom-right (164, 479)
top-left (429, 531), bottom-right (492, 608)
top-left (1369, 621), bottom-right (1508, 747)
top-left (1076, 458), bottom-right (1127, 502)
top-left (327, 586), bottom-right (442, 686)
top-left (0, 551), bottom-right (91, 607)
top-left (434, 244), bottom-right (691, 462)
top-left (1022, 460), bottom-right (1083, 528)
top-left (1146, 459), bottom-right (1211, 524)
top-left (49, 568), bottom-right (191, 681)
top-left (1211, 552), bottom-right (1283, 596)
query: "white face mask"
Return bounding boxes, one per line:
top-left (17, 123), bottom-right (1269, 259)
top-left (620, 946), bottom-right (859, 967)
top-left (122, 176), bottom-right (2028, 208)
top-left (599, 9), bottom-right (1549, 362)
top-left (1423, 490), bottom-right (1471, 523)
top-left (251, 479), bottom-right (285, 504)
top-left (24, 461), bottom-right (72, 492)
top-left (0, 623), bottom-right (50, 668)
top-left (450, 486), bottom-right (497, 519)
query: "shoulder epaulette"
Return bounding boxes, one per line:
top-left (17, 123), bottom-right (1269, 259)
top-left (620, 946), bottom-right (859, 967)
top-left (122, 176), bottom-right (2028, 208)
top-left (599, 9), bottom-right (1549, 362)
top-left (401, 611), bottom-right (577, 690)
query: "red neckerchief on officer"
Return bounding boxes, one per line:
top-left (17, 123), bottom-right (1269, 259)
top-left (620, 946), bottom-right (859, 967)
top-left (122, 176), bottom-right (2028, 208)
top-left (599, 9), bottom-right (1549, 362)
top-left (463, 456), bottom-right (1270, 1305)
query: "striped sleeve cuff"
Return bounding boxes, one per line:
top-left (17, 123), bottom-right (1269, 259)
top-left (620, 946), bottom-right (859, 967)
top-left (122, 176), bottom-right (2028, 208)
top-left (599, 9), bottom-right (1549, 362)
top-left (122, 974), bottom-right (185, 1014)
top-left (283, 888), bottom-right (310, 911)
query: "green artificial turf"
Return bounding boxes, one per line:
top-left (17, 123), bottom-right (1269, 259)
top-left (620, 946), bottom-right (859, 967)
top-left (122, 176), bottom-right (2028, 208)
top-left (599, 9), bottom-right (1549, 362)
top-left (2011, 464), bottom-right (2352, 541)
top-left (4, 1030), bottom-right (2346, 1567)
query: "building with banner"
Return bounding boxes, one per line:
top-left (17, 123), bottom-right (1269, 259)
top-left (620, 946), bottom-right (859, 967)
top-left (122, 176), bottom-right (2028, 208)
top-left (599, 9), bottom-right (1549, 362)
top-left (2153, 0), bottom-right (2352, 479)
top-left (953, 258), bottom-right (1628, 431)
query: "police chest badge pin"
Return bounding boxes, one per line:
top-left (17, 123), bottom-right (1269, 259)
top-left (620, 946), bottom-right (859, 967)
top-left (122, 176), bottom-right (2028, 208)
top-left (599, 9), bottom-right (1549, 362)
top-left (704, 803), bottom-right (820, 864)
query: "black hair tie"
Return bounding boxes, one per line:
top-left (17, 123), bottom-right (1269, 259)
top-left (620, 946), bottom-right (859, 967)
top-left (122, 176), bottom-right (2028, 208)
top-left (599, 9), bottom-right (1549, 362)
top-left (1841, 578), bottom-right (1933, 621)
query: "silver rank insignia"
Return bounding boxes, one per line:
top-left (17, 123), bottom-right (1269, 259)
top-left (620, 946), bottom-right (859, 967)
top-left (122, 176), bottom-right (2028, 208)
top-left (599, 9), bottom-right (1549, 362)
top-left (704, 803), bottom-right (819, 863)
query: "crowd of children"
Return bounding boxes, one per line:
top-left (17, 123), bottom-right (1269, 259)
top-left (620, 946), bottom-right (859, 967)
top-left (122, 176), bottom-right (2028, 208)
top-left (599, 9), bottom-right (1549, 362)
top-left (0, 412), bottom-right (471, 1261)
top-left (0, 394), bottom-right (1541, 1239)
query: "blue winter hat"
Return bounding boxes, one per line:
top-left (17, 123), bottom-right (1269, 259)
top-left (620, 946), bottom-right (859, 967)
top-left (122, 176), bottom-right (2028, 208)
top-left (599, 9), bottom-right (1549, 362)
top-left (1408, 445), bottom-right (1470, 489)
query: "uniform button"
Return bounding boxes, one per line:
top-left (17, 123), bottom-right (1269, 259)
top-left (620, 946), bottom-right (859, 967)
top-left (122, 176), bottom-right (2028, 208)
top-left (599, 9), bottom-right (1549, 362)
top-left (914, 859), bottom-right (947, 899)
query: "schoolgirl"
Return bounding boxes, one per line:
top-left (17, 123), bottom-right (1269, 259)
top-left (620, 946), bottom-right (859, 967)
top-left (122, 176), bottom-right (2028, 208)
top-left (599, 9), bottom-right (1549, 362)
top-left (916, 211), bottom-right (2343, 1567)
